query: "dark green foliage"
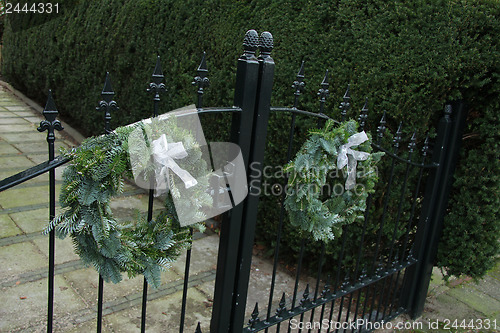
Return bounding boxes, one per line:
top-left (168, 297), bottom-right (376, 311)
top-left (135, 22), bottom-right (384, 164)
top-left (3, 0), bottom-right (499, 279)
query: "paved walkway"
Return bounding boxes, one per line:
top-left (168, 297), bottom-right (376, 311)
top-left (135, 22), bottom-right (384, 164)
top-left (0, 81), bottom-right (499, 332)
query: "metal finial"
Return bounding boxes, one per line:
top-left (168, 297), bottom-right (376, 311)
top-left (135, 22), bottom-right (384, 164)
top-left (444, 104), bottom-right (452, 119)
top-left (96, 72), bottom-right (119, 135)
top-left (393, 122), bottom-right (403, 149)
top-left (358, 97), bottom-right (369, 130)
top-left (192, 52), bottom-right (210, 108)
top-left (422, 134), bottom-right (430, 157)
top-left (408, 131), bottom-right (417, 152)
top-left (275, 292), bottom-right (287, 319)
top-left (377, 111), bottom-right (387, 142)
top-left (38, 90), bottom-right (63, 142)
top-left (194, 322), bottom-right (202, 333)
top-left (318, 70), bottom-right (329, 113)
top-left (248, 303), bottom-right (260, 328)
top-left (299, 284), bottom-right (310, 308)
top-left (320, 276), bottom-right (331, 299)
top-left (258, 31), bottom-right (273, 57)
top-left (147, 56), bottom-right (166, 110)
top-left (339, 84), bottom-right (351, 122)
top-left (243, 29), bottom-right (259, 57)
top-left (292, 61), bottom-right (305, 108)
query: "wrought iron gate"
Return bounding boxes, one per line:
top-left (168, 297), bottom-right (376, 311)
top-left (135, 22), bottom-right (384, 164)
top-left (0, 29), bottom-right (466, 333)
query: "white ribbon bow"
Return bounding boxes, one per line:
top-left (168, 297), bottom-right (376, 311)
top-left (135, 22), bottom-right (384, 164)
top-left (152, 134), bottom-right (198, 196)
top-left (337, 131), bottom-right (370, 190)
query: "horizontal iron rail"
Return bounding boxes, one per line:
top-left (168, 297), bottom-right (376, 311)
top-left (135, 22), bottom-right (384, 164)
top-left (243, 257), bottom-right (417, 332)
top-left (0, 155), bottom-right (70, 192)
top-left (270, 107), bottom-right (337, 123)
top-left (371, 143), bottom-right (439, 169)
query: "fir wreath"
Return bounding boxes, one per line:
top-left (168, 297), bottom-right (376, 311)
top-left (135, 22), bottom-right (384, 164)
top-left (284, 120), bottom-right (384, 242)
top-left (46, 117), bottom-right (209, 287)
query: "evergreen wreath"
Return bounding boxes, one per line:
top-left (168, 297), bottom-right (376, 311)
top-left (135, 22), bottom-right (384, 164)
top-left (284, 119), bottom-right (384, 242)
top-left (46, 117), bottom-right (210, 287)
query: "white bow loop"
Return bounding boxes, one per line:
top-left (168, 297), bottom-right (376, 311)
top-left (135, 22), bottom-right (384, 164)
top-left (152, 134), bottom-right (198, 196)
top-left (336, 131), bottom-right (370, 190)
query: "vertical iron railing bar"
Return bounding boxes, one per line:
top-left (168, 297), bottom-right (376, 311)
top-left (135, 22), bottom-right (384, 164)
top-left (37, 90), bottom-right (63, 333)
top-left (339, 85), bottom-right (350, 122)
top-left (97, 276), bottom-right (104, 333)
top-left (367, 122), bottom-right (402, 323)
top-left (307, 242), bottom-right (326, 333)
top-left (392, 264), bottom-right (411, 315)
top-left (386, 130), bottom-right (414, 265)
top-left (265, 72), bottom-right (302, 325)
top-left (381, 256), bottom-right (400, 318)
top-left (305, 77), bottom-right (330, 332)
top-left (350, 287), bottom-right (366, 333)
top-left (181, 55), bottom-right (207, 332)
top-left (286, 238), bottom-right (306, 333)
top-left (324, 226), bottom-right (348, 332)
top-left (359, 283), bottom-right (373, 327)
top-left (142, 58), bottom-right (165, 332)
top-left (370, 122), bottom-right (401, 275)
top-left (399, 135), bottom-right (429, 263)
top-left (274, 61), bottom-right (305, 333)
top-left (263, 113), bottom-right (297, 330)
top-left (334, 277), bottom-right (349, 333)
top-left (95, 73), bottom-right (118, 333)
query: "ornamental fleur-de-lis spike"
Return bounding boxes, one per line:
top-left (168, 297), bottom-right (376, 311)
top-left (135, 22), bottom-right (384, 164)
top-left (358, 97), bottom-right (369, 131)
top-left (299, 284), bottom-right (310, 308)
top-left (192, 52), bottom-right (210, 108)
top-left (275, 292), bottom-right (287, 319)
top-left (317, 69), bottom-right (329, 107)
top-left (320, 275), bottom-right (332, 299)
top-left (408, 131), bottom-right (417, 153)
top-left (258, 31), bottom-right (273, 59)
top-left (339, 84), bottom-right (351, 122)
top-left (360, 267), bottom-right (368, 281)
top-left (340, 274), bottom-right (350, 292)
top-left (194, 322), bottom-right (202, 333)
top-left (375, 263), bottom-right (384, 278)
top-left (147, 55), bottom-right (166, 107)
top-left (444, 104), bottom-right (452, 120)
top-left (38, 90), bottom-right (63, 143)
top-left (248, 303), bottom-right (260, 328)
top-left (96, 72), bottom-right (119, 135)
top-left (393, 122), bottom-right (403, 149)
top-left (422, 134), bottom-right (430, 157)
top-left (292, 61), bottom-right (305, 108)
top-left (377, 111), bottom-right (387, 143)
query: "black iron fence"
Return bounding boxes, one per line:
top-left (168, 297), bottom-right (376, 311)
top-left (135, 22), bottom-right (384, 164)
top-left (0, 29), bottom-right (466, 333)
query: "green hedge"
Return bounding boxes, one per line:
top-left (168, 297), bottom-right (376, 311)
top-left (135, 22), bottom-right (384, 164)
top-left (2, 0), bottom-right (499, 279)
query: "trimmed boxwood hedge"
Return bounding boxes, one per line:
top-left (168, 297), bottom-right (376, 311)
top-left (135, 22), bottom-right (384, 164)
top-left (2, 0), bottom-right (499, 279)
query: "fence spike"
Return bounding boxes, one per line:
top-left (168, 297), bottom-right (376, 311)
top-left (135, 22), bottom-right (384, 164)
top-left (96, 72), bottom-right (118, 134)
top-left (376, 111), bottom-right (387, 143)
top-left (339, 84), bottom-right (350, 122)
top-left (147, 55), bottom-right (166, 109)
top-left (194, 322), bottom-right (202, 333)
top-left (192, 52), bottom-right (210, 108)
top-left (317, 69), bottom-right (329, 110)
top-left (292, 61), bottom-right (305, 108)
top-left (320, 275), bottom-right (331, 299)
top-left (408, 131), bottom-right (417, 152)
top-left (299, 284), bottom-right (310, 307)
top-left (444, 104), bottom-right (452, 120)
top-left (37, 90), bottom-right (63, 144)
top-left (248, 303), bottom-right (260, 328)
top-left (393, 121), bottom-right (403, 148)
top-left (358, 97), bottom-right (369, 130)
top-left (422, 134), bottom-right (430, 157)
top-left (275, 292), bottom-right (287, 318)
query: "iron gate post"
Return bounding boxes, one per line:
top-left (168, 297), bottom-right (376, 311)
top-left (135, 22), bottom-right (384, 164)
top-left (210, 30), bottom-right (261, 333)
top-left (229, 31), bottom-right (275, 332)
top-left (403, 101), bottom-right (467, 318)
